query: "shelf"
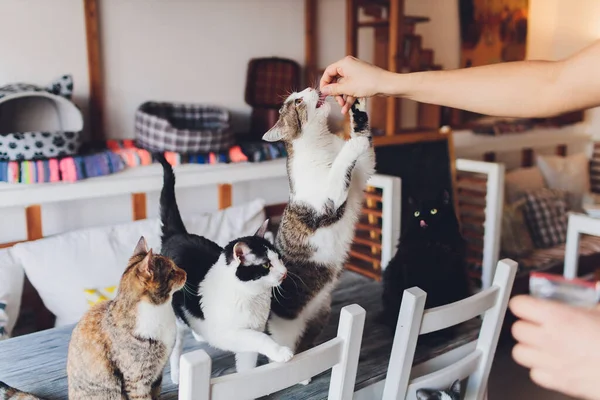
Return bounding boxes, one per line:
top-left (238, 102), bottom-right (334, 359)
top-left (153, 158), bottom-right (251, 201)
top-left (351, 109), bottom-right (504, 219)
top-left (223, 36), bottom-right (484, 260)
top-left (453, 123), bottom-right (592, 158)
top-left (357, 15), bottom-right (430, 28)
top-left (0, 159), bottom-right (288, 208)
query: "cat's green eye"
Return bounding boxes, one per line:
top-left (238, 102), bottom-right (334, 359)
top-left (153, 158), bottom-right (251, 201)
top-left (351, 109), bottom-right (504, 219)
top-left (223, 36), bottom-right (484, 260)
top-left (295, 98), bottom-right (303, 105)
top-left (414, 211), bottom-right (420, 217)
top-left (430, 208), bottom-right (438, 215)
top-left (262, 263), bottom-right (271, 269)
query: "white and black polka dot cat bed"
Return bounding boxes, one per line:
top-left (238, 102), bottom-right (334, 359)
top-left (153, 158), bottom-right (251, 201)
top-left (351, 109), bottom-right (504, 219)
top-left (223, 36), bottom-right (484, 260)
top-left (0, 75), bottom-right (83, 161)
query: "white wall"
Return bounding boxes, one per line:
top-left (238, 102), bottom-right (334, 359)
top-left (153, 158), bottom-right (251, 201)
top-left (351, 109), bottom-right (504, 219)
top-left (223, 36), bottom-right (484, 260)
top-left (100, 0), bottom-right (306, 137)
top-left (1, 0), bottom-right (600, 242)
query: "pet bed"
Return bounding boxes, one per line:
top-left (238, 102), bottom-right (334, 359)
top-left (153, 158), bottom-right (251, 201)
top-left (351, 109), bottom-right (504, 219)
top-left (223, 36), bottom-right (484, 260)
top-left (0, 75), bottom-right (83, 161)
top-left (135, 102), bottom-right (234, 154)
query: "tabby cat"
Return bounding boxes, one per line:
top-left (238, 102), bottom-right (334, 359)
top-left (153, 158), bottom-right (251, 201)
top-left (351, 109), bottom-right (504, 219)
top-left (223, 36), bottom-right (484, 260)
top-left (0, 237), bottom-right (186, 400)
top-left (381, 190), bottom-right (471, 331)
top-left (155, 154), bottom-right (292, 384)
top-left (262, 89), bottom-right (375, 384)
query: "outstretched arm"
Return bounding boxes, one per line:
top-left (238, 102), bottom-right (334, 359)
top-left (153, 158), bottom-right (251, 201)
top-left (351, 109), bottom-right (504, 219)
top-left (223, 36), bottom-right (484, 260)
top-left (320, 40), bottom-right (600, 117)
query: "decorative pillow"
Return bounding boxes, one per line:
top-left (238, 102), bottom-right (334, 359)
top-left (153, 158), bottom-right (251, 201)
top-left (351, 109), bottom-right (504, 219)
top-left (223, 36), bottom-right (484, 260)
top-left (537, 153), bottom-right (590, 212)
top-left (12, 198), bottom-right (266, 327)
top-left (84, 286), bottom-right (117, 307)
top-left (523, 189), bottom-right (569, 249)
top-left (505, 167), bottom-right (547, 204)
top-left (0, 249), bottom-right (24, 338)
top-left (501, 198), bottom-right (535, 257)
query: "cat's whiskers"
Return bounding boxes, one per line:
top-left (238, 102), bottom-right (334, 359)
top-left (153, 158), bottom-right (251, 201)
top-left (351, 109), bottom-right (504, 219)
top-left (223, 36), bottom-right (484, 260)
top-left (286, 271), bottom-right (309, 290)
top-left (275, 285), bottom-right (288, 299)
top-left (271, 287), bottom-right (283, 306)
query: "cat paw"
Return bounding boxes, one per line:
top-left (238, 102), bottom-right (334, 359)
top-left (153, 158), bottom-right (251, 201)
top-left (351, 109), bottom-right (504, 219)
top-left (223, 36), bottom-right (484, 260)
top-left (347, 136), bottom-right (370, 158)
top-left (269, 346), bottom-right (294, 363)
top-left (170, 369), bottom-right (180, 385)
top-left (299, 378), bottom-right (312, 386)
top-left (351, 97), bottom-right (367, 113)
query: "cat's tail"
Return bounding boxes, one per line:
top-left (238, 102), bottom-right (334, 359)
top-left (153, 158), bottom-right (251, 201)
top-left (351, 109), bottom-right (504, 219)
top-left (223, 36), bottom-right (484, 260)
top-left (0, 381), bottom-right (43, 399)
top-left (155, 153), bottom-right (188, 240)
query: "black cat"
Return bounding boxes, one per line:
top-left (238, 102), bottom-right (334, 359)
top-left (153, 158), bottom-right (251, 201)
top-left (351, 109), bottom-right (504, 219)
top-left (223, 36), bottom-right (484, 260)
top-left (380, 190), bottom-right (471, 333)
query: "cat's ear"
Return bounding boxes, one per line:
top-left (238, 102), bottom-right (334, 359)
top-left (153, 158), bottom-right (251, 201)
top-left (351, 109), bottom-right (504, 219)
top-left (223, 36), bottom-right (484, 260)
top-left (450, 380), bottom-right (461, 395)
top-left (407, 196), bottom-right (414, 206)
top-left (416, 389), bottom-right (435, 400)
top-left (262, 121), bottom-right (286, 142)
top-left (255, 219), bottom-right (269, 238)
top-left (442, 190), bottom-right (450, 205)
top-left (233, 241), bottom-right (251, 264)
top-left (133, 236), bottom-right (149, 258)
top-left (138, 249), bottom-right (154, 278)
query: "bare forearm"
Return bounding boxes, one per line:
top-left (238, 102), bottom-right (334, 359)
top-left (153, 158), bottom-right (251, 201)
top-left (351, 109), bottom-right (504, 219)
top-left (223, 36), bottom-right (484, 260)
top-left (384, 60), bottom-right (567, 118)
top-left (320, 40), bottom-right (600, 116)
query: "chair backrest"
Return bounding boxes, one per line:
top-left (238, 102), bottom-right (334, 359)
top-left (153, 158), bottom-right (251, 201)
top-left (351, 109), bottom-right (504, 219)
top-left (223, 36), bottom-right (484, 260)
top-left (381, 259), bottom-right (517, 400)
top-left (178, 304), bottom-right (366, 400)
top-left (563, 213), bottom-right (600, 279)
top-left (348, 174), bottom-right (402, 280)
top-left (455, 159), bottom-right (505, 290)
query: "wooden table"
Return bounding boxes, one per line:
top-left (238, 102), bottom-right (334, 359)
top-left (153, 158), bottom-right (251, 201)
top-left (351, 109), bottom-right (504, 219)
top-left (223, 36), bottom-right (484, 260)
top-left (0, 272), bottom-right (480, 399)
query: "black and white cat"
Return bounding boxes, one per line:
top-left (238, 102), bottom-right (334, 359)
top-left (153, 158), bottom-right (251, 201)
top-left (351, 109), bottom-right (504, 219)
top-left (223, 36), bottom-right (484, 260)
top-left (262, 89), bottom-right (375, 384)
top-left (155, 154), bottom-right (293, 384)
top-left (381, 190), bottom-right (471, 330)
top-left (417, 380), bottom-right (461, 400)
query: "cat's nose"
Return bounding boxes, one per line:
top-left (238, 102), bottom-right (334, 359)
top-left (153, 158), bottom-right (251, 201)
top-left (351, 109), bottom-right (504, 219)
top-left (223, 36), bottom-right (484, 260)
top-left (420, 220), bottom-right (428, 228)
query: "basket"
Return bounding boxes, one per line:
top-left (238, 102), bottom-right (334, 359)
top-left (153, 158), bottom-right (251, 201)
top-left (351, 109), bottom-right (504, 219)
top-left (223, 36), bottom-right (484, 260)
top-left (0, 75), bottom-right (83, 161)
top-left (135, 102), bottom-right (234, 153)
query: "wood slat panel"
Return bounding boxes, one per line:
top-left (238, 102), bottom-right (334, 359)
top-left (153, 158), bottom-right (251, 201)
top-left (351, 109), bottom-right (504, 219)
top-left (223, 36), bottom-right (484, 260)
top-left (356, 223), bottom-right (383, 234)
top-left (26, 205), bottom-right (43, 241)
top-left (457, 188), bottom-right (486, 199)
top-left (131, 193), bottom-right (147, 221)
top-left (353, 235), bottom-right (382, 249)
top-left (349, 249), bottom-right (381, 266)
top-left (84, 0), bottom-right (105, 141)
top-left (362, 208), bottom-right (383, 217)
top-left (364, 192), bottom-right (383, 202)
top-left (304, 0), bottom-right (318, 84)
top-left (521, 148), bottom-right (534, 167)
top-left (218, 184), bottom-right (232, 210)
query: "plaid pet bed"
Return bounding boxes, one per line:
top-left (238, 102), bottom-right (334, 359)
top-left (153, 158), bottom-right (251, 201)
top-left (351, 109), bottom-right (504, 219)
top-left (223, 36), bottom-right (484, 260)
top-left (245, 57), bottom-right (301, 108)
top-left (135, 102), bottom-right (234, 154)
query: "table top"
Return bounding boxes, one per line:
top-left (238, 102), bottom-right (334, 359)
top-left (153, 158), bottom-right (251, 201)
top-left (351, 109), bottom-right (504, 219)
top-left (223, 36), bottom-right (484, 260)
top-left (0, 272), bottom-right (480, 399)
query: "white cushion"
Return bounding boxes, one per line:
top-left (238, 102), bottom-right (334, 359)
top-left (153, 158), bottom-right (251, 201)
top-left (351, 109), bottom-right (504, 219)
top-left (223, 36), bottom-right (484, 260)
top-left (537, 152), bottom-right (590, 211)
top-left (11, 199), bottom-right (266, 327)
top-left (0, 248), bottom-right (24, 338)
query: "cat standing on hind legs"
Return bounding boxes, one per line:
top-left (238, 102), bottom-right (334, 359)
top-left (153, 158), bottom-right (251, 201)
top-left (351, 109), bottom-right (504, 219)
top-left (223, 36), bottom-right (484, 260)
top-left (262, 88), bottom-right (375, 384)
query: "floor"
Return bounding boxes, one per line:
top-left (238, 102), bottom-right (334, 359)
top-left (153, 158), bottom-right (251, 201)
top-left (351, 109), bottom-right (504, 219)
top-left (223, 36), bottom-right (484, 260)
top-left (488, 341), bottom-right (576, 400)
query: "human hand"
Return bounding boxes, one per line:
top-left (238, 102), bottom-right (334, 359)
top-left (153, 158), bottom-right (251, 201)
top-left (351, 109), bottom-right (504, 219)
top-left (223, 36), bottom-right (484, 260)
top-left (319, 56), bottom-right (391, 114)
top-left (510, 295), bottom-right (600, 400)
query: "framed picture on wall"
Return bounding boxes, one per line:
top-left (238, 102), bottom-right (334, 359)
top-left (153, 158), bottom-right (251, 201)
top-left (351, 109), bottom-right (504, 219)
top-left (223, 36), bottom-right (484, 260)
top-left (452, 0), bottom-right (584, 129)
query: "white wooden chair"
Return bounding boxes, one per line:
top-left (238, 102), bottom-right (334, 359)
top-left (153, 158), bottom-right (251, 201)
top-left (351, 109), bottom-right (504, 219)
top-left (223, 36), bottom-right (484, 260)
top-left (178, 304), bottom-right (366, 400)
top-left (563, 213), bottom-right (600, 280)
top-left (455, 159), bottom-right (505, 290)
top-left (380, 259), bottom-right (517, 400)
